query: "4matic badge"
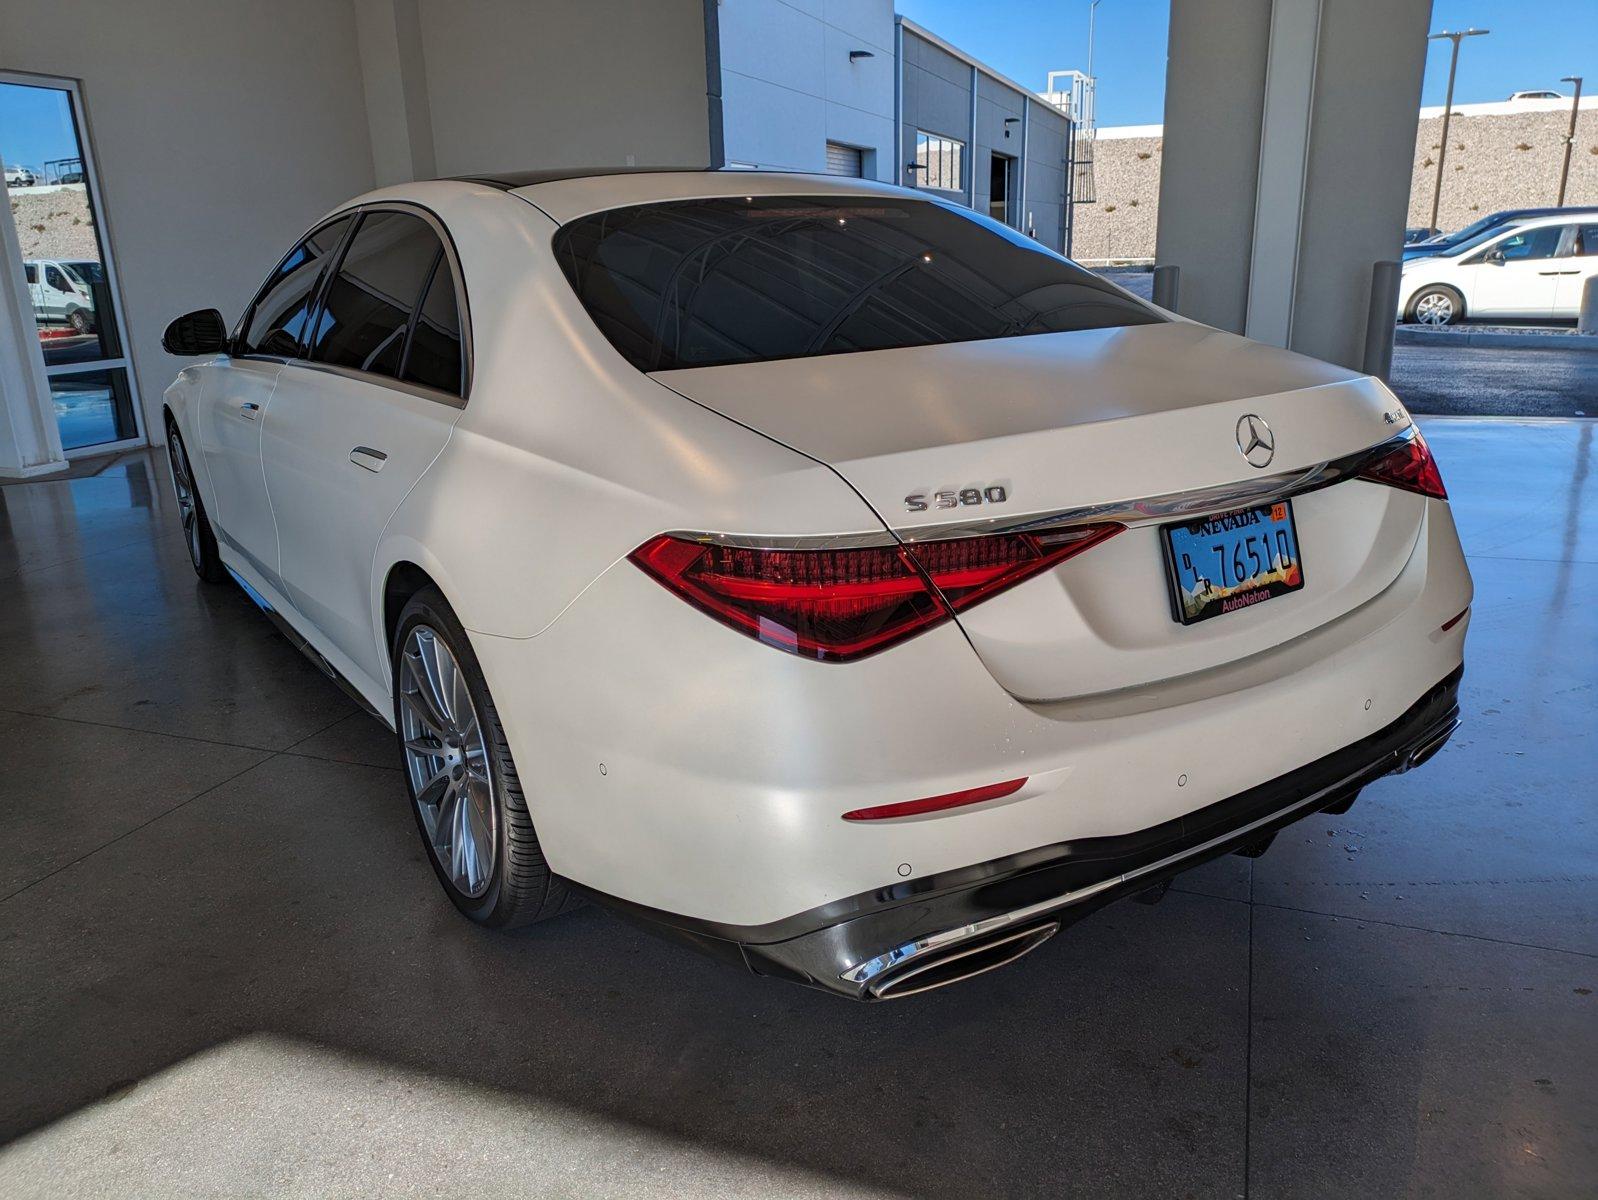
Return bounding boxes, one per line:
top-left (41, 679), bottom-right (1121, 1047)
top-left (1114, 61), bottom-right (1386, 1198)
top-left (904, 484), bottom-right (1009, 512)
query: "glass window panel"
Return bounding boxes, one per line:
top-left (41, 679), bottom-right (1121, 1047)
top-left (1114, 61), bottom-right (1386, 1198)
top-left (239, 217), bottom-right (353, 358)
top-left (401, 257), bottom-right (464, 395)
top-left (50, 368), bottom-right (137, 451)
top-left (555, 194), bottom-right (1160, 372)
top-left (1498, 226), bottom-right (1564, 262)
top-left (1, 81), bottom-right (126, 370)
top-left (306, 211), bottom-right (442, 378)
top-left (914, 131), bottom-right (964, 192)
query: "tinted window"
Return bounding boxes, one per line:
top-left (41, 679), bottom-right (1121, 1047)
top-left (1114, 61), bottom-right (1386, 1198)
top-left (46, 266), bottom-right (69, 291)
top-left (1575, 225), bottom-right (1598, 257)
top-left (306, 211), bottom-right (442, 378)
top-left (24, 263), bottom-right (36, 284)
top-left (240, 217), bottom-right (352, 357)
top-left (402, 256), bottom-right (464, 394)
top-left (554, 195), bottom-right (1160, 372)
top-left (1497, 226), bottom-right (1563, 261)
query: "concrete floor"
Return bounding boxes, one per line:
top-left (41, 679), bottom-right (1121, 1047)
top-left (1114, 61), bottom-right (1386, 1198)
top-left (0, 419), bottom-right (1594, 1198)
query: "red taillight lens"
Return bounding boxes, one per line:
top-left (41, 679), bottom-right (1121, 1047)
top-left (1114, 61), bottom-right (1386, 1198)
top-left (630, 523), bottom-right (1122, 662)
top-left (842, 777), bottom-right (1028, 821)
top-left (1358, 433), bottom-right (1446, 499)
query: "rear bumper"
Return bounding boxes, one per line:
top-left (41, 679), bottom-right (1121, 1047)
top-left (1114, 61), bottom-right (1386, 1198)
top-left (571, 664), bottom-right (1462, 1000)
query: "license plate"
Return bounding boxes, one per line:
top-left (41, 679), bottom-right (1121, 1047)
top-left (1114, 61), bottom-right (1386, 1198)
top-left (1163, 500), bottom-right (1305, 625)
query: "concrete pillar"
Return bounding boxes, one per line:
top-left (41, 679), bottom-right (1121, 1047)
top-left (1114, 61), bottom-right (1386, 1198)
top-left (1155, 0), bottom-right (1432, 371)
top-left (0, 151), bottom-right (66, 478)
top-left (354, 0), bottom-right (438, 185)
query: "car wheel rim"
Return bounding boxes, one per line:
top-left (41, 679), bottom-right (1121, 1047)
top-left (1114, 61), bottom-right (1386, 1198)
top-left (166, 435), bottom-right (203, 567)
top-left (1416, 293), bottom-right (1452, 325)
top-left (398, 625), bottom-right (497, 899)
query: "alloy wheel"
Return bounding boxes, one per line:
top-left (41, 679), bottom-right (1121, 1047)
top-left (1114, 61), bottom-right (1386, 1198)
top-left (1414, 292), bottom-right (1454, 325)
top-left (166, 434), bottom-right (204, 568)
top-left (397, 625), bottom-right (497, 898)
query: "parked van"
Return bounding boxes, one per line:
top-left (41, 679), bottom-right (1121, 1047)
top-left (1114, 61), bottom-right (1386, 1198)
top-left (23, 258), bottom-right (97, 333)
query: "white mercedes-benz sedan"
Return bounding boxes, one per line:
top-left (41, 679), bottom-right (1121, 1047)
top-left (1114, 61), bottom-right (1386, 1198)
top-left (161, 169), bottom-right (1471, 1000)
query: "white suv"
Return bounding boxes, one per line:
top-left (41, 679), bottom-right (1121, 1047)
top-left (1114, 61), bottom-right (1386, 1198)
top-left (160, 170), bottom-right (1471, 1000)
top-left (1399, 213), bottom-right (1598, 324)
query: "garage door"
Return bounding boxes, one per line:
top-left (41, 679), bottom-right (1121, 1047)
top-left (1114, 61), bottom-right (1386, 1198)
top-left (825, 142), bottom-right (863, 177)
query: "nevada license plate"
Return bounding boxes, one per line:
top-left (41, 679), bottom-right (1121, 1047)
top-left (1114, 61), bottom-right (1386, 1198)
top-left (1163, 501), bottom-right (1305, 625)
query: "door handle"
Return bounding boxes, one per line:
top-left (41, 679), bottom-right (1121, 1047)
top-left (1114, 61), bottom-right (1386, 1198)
top-left (239, 401), bottom-right (261, 419)
top-left (350, 446), bottom-right (388, 472)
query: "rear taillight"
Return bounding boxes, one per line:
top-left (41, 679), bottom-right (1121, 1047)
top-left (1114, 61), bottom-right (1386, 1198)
top-left (630, 523), bottom-right (1122, 662)
top-left (1358, 432), bottom-right (1446, 499)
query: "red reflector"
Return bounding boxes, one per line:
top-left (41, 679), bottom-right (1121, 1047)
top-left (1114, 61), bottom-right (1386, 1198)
top-left (1357, 432), bottom-right (1447, 499)
top-left (1440, 607), bottom-right (1469, 632)
top-left (842, 777), bottom-right (1028, 821)
top-left (630, 523), bottom-right (1121, 662)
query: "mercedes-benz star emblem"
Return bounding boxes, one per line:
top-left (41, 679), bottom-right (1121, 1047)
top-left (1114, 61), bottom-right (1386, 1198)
top-left (1236, 414), bottom-right (1276, 469)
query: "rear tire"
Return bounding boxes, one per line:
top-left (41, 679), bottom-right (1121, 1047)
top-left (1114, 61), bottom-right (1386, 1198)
top-left (392, 586), bottom-right (577, 929)
top-left (1408, 285), bottom-right (1463, 326)
top-left (164, 418), bottom-right (226, 584)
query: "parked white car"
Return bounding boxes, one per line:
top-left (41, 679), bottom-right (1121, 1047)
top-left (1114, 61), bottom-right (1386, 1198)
top-left (160, 171), bottom-right (1471, 1000)
top-left (1399, 213), bottom-right (1598, 324)
top-left (23, 258), bottom-right (97, 332)
top-left (4, 163), bottom-right (39, 188)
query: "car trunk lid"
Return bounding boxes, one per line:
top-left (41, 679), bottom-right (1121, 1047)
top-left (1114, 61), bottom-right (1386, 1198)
top-left (654, 321), bottom-right (1424, 700)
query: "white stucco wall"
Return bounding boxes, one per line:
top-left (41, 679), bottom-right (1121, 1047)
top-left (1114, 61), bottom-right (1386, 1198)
top-left (0, 0), bottom-right (379, 445)
top-left (417, 0), bottom-right (715, 177)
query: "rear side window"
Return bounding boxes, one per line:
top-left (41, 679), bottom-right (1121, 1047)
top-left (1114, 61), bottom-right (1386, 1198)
top-left (239, 217), bottom-right (352, 357)
top-left (305, 212), bottom-right (445, 380)
top-left (401, 256), bottom-right (464, 394)
top-left (553, 195), bottom-right (1160, 372)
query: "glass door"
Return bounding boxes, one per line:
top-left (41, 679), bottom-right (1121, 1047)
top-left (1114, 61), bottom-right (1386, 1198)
top-left (1, 72), bottom-right (142, 453)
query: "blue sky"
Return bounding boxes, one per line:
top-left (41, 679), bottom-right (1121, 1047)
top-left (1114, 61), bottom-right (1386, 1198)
top-left (0, 82), bottom-right (79, 175)
top-left (896, 0), bottom-right (1593, 128)
top-left (2, 3), bottom-right (1590, 166)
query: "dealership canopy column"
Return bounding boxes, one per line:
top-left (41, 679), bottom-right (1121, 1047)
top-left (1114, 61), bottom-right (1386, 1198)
top-left (1155, 0), bottom-right (1431, 371)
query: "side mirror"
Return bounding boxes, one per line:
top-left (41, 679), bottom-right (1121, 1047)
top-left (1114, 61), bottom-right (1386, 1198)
top-left (1485, 249), bottom-right (1506, 265)
top-left (162, 308), bottom-right (228, 356)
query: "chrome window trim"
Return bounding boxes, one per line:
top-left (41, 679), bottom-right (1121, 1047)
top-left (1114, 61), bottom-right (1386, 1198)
top-left (233, 200), bottom-right (473, 408)
top-left (892, 429), bottom-right (1418, 543)
top-left (659, 430), bottom-right (1417, 553)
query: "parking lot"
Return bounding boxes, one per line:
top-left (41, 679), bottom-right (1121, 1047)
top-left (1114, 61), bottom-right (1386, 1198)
top-left (1099, 268), bottom-right (1595, 417)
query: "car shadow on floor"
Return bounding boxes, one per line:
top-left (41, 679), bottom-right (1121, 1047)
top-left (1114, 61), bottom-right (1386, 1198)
top-left (1, 735), bottom-right (1259, 1197)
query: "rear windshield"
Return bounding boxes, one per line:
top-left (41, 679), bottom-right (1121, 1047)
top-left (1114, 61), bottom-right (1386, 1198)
top-left (553, 195), bottom-right (1161, 371)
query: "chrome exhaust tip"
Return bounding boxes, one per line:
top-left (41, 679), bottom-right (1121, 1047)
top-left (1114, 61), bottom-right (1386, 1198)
top-left (869, 921), bottom-right (1059, 1000)
top-left (1396, 717), bottom-right (1459, 774)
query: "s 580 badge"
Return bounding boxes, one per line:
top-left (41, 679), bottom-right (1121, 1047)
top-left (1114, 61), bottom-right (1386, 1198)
top-left (904, 485), bottom-right (1009, 512)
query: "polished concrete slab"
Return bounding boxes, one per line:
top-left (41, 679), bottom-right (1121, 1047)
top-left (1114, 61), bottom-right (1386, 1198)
top-left (0, 420), bottom-right (1594, 1197)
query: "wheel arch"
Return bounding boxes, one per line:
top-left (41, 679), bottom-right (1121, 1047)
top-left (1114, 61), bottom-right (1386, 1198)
top-left (373, 536), bottom-right (471, 672)
top-left (383, 560), bottom-right (438, 653)
top-left (1406, 281), bottom-right (1465, 322)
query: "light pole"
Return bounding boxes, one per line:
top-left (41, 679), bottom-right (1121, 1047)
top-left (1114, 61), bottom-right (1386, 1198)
top-left (1427, 28), bottom-right (1490, 236)
top-left (1086, 0), bottom-right (1102, 80)
top-left (1557, 75), bottom-right (1584, 206)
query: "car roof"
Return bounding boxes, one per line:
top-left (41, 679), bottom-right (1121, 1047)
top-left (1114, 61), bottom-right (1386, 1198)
top-left (1489, 211), bottom-right (1598, 232)
top-left (454, 167), bottom-right (924, 226)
